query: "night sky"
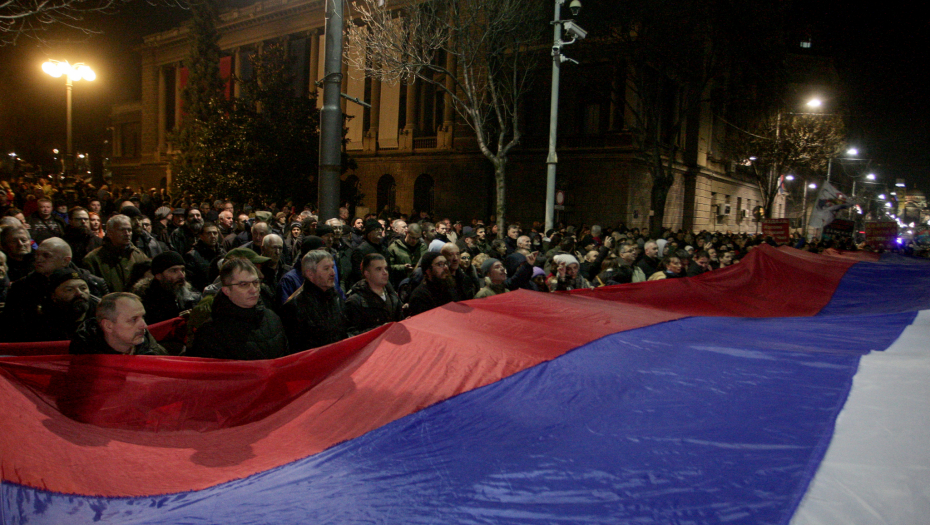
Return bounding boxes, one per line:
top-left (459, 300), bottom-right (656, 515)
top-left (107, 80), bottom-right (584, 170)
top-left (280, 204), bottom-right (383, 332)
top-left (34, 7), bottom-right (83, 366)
top-left (1, 0), bottom-right (928, 195)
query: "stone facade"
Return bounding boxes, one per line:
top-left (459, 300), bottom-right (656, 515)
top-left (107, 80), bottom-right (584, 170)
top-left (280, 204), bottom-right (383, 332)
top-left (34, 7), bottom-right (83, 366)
top-left (109, 0), bottom-right (774, 233)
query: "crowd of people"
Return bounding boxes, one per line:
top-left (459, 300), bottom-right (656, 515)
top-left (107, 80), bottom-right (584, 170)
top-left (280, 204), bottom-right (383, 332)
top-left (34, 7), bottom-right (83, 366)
top-left (0, 175), bottom-right (884, 358)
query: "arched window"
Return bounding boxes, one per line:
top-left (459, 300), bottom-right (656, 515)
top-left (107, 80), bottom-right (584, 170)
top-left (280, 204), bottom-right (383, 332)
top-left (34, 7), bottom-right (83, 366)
top-left (413, 174), bottom-right (434, 215)
top-left (376, 174), bottom-right (396, 215)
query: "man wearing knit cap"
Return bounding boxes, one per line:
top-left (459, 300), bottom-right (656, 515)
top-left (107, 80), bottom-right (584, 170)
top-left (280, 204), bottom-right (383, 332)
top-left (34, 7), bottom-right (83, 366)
top-left (133, 251), bottom-right (201, 324)
top-left (14, 268), bottom-right (98, 342)
top-left (348, 219), bottom-right (386, 287)
top-left (474, 250), bottom-right (537, 298)
top-left (407, 251), bottom-right (453, 317)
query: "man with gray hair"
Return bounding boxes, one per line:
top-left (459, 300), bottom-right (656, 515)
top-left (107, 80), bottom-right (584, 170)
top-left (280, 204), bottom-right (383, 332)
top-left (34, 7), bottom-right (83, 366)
top-left (280, 249), bottom-right (346, 352)
top-left (83, 215), bottom-right (150, 292)
top-left (637, 240), bottom-right (660, 277)
top-left (70, 292), bottom-right (167, 355)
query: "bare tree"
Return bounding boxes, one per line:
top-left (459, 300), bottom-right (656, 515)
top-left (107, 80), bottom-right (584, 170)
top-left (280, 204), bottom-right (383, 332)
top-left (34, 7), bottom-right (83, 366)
top-left (1, 0), bottom-right (123, 44)
top-left (347, 0), bottom-right (545, 232)
top-left (727, 112), bottom-right (847, 217)
top-left (1, 0), bottom-right (185, 45)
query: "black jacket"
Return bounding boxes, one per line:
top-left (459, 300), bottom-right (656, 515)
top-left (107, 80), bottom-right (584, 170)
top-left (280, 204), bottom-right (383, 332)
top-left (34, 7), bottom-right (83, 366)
top-left (187, 291), bottom-right (289, 360)
top-left (280, 281), bottom-right (346, 352)
top-left (407, 277), bottom-right (454, 317)
top-left (345, 280), bottom-right (403, 337)
top-left (133, 277), bottom-right (201, 324)
top-left (63, 227), bottom-right (103, 267)
top-left (185, 241), bottom-right (225, 291)
top-left (69, 318), bottom-right (167, 355)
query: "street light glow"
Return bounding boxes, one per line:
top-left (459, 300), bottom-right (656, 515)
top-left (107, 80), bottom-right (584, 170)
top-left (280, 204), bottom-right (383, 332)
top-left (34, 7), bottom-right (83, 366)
top-left (885, 202), bottom-right (892, 208)
top-left (895, 182), bottom-right (906, 187)
top-left (846, 148), bottom-right (858, 156)
top-left (866, 173), bottom-right (876, 180)
top-left (806, 98), bottom-right (822, 108)
top-left (878, 194), bottom-right (886, 200)
top-left (784, 175), bottom-right (795, 181)
top-left (808, 183), bottom-right (817, 189)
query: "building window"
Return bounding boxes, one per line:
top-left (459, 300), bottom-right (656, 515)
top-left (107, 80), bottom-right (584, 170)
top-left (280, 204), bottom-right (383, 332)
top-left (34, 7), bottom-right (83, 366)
top-left (377, 174), bottom-right (396, 215)
top-left (413, 174), bottom-right (434, 215)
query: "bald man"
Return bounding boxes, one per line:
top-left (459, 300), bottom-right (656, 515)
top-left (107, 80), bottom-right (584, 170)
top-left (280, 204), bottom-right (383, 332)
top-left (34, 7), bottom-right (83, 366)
top-left (0, 238), bottom-right (107, 342)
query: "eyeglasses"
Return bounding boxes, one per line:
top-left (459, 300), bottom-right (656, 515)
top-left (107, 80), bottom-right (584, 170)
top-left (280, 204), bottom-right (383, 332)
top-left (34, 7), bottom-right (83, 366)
top-left (228, 279), bottom-right (261, 290)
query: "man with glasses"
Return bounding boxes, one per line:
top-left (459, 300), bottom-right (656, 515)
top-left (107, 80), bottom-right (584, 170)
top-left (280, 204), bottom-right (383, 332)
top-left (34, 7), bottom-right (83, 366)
top-left (188, 258), bottom-right (288, 360)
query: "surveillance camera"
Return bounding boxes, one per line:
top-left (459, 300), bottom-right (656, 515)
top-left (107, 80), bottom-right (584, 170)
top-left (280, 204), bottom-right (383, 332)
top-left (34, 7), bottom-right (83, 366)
top-left (569, 0), bottom-right (582, 16)
top-left (562, 20), bottom-right (587, 40)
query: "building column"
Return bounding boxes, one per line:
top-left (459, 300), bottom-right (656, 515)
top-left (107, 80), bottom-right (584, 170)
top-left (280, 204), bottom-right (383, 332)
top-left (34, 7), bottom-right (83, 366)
top-left (308, 29), bottom-right (321, 97)
top-left (364, 77), bottom-right (381, 153)
top-left (438, 52), bottom-right (455, 149)
top-left (157, 66), bottom-right (167, 157)
top-left (174, 63), bottom-right (183, 142)
top-left (399, 79), bottom-right (418, 150)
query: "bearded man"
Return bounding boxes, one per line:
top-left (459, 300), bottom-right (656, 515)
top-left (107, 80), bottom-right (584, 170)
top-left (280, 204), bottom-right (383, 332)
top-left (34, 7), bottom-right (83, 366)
top-left (20, 268), bottom-right (100, 342)
top-left (133, 251), bottom-right (201, 324)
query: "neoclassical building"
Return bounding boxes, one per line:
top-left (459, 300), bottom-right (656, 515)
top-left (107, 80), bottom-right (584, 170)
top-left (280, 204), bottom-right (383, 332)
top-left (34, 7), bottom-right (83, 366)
top-left (109, 0), bottom-right (782, 232)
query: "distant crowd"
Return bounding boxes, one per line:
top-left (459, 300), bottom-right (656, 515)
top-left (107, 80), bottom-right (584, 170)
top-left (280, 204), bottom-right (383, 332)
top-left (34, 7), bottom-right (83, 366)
top-left (0, 175), bottom-right (897, 357)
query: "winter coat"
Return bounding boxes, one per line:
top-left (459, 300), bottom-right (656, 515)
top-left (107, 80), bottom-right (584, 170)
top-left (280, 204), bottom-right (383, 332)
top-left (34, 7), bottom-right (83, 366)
top-left (344, 280), bottom-right (403, 337)
top-left (82, 239), bottom-right (150, 293)
top-left (187, 290), bottom-right (289, 360)
top-left (27, 212), bottom-right (66, 243)
top-left (407, 277), bottom-right (454, 317)
top-left (1, 265), bottom-right (107, 342)
top-left (348, 240), bottom-right (386, 287)
top-left (133, 276), bottom-right (201, 324)
top-left (63, 227), bottom-right (103, 267)
top-left (133, 230), bottom-right (168, 259)
top-left (280, 281), bottom-right (346, 352)
top-left (184, 241), bottom-right (225, 291)
top-left (386, 238), bottom-right (426, 287)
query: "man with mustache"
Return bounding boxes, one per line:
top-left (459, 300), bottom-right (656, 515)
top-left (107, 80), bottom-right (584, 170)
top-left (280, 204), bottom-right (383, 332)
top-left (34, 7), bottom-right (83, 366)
top-left (20, 269), bottom-right (100, 342)
top-left (134, 251), bottom-right (201, 324)
top-left (168, 208), bottom-right (204, 255)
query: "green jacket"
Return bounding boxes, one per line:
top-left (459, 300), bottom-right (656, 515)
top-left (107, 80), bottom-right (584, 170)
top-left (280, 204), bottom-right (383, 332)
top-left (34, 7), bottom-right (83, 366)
top-left (83, 239), bottom-right (150, 293)
top-left (386, 238), bottom-right (427, 287)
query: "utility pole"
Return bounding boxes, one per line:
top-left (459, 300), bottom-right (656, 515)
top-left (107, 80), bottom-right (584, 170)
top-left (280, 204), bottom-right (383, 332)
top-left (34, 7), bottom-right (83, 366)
top-left (318, 0), bottom-right (344, 222)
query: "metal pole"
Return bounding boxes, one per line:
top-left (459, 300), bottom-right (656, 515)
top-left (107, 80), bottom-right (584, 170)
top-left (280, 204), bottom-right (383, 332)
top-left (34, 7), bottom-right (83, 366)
top-left (801, 180), bottom-right (809, 239)
top-left (544, 0), bottom-right (563, 233)
top-left (826, 157), bottom-right (832, 183)
top-left (318, 0), bottom-right (344, 221)
top-left (66, 76), bottom-right (73, 173)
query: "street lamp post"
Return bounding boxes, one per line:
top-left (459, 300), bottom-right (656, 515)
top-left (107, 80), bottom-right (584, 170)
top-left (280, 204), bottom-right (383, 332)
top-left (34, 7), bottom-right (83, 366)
top-left (42, 60), bottom-right (95, 173)
top-left (545, 0), bottom-right (586, 233)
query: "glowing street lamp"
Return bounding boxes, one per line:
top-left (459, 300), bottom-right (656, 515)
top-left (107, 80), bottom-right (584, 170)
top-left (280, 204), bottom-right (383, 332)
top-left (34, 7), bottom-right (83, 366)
top-left (42, 59), bottom-right (95, 171)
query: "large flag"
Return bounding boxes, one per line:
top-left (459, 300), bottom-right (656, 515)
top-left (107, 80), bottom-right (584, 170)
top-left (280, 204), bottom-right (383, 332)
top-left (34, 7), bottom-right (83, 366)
top-left (1, 245), bottom-right (928, 524)
top-left (808, 181), bottom-right (849, 233)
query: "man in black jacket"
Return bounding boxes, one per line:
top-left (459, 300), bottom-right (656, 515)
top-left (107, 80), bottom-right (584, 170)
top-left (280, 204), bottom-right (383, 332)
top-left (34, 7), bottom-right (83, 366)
top-left (348, 220), bottom-right (386, 287)
top-left (345, 254), bottom-right (403, 337)
top-left (184, 222), bottom-right (225, 291)
top-left (188, 258), bottom-right (288, 360)
top-left (134, 251), bottom-right (200, 324)
top-left (70, 292), bottom-right (167, 355)
top-left (280, 249), bottom-right (346, 352)
top-left (407, 251), bottom-right (453, 317)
